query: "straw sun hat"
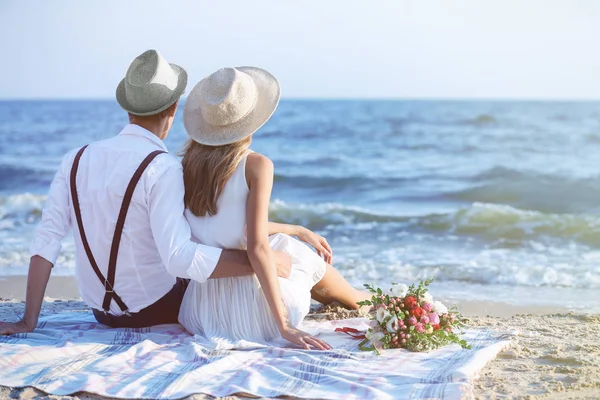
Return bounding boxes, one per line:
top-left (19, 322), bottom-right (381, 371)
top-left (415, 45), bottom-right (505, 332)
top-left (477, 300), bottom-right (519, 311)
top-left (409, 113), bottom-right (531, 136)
top-left (116, 49), bottom-right (188, 116)
top-left (183, 67), bottom-right (281, 146)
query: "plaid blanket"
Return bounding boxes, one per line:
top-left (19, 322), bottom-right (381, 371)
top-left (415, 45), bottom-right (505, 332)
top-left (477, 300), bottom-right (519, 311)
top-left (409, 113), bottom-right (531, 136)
top-left (0, 310), bottom-right (513, 399)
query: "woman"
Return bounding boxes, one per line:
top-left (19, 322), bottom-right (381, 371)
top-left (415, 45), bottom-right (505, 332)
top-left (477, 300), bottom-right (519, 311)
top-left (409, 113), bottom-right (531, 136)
top-left (178, 67), bottom-right (369, 349)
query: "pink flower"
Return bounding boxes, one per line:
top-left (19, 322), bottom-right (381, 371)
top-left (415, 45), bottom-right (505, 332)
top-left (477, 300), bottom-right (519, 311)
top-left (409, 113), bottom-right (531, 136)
top-left (408, 316), bottom-right (418, 326)
top-left (429, 313), bottom-right (440, 325)
top-left (415, 323), bottom-right (425, 333)
top-left (422, 302), bottom-right (433, 312)
top-left (420, 316), bottom-right (430, 324)
top-left (406, 334), bottom-right (411, 339)
top-left (395, 306), bottom-right (400, 312)
top-left (401, 339), bottom-right (406, 344)
top-left (445, 327), bottom-right (452, 332)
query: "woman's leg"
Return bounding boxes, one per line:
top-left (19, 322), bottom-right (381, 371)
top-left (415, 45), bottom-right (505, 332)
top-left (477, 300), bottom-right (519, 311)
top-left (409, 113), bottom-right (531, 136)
top-left (311, 264), bottom-right (371, 310)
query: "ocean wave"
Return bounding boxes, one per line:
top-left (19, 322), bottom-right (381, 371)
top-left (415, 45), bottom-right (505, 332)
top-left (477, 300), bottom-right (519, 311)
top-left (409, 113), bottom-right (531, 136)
top-left (0, 193), bottom-right (45, 225)
top-left (449, 167), bottom-right (600, 214)
top-left (4, 194), bottom-right (600, 248)
top-left (427, 203), bottom-right (600, 246)
top-left (273, 165), bottom-right (600, 214)
top-left (342, 257), bottom-right (600, 290)
top-left (270, 200), bottom-right (600, 247)
top-left (2, 194), bottom-right (600, 290)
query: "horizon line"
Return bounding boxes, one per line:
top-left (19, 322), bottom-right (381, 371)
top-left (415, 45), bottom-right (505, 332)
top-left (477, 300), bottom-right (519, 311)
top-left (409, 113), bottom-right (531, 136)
top-left (1, 96), bottom-right (600, 102)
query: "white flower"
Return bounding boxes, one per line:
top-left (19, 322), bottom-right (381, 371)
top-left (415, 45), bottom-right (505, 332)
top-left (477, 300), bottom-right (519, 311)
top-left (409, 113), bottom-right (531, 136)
top-left (376, 307), bottom-right (391, 323)
top-left (385, 315), bottom-right (399, 333)
top-left (419, 292), bottom-right (433, 304)
top-left (390, 283), bottom-right (409, 298)
top-left (433, 301), bottom-right (448, 315)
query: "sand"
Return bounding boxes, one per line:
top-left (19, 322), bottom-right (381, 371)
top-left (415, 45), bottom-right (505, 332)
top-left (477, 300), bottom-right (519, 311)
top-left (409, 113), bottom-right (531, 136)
top-left (1, 275), bottom-right (599, 399)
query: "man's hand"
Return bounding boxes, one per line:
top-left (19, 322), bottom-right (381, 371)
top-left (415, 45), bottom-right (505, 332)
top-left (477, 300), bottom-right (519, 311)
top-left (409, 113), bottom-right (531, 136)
top-left (0, 320), bottom-right (34, 335)
top-left (273, 250), bottom-right (292, 279)
top-left (2, 255), bottom-right (54, 335)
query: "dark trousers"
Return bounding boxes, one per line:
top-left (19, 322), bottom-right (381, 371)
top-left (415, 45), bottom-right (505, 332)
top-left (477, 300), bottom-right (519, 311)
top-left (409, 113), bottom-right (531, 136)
top-left (93, 278), bottom-right (189, 328)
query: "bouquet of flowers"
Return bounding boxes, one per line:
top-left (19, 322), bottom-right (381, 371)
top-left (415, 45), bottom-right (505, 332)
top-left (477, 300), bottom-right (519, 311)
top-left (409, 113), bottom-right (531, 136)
top-left (353, 278), bottom-right (470, 353)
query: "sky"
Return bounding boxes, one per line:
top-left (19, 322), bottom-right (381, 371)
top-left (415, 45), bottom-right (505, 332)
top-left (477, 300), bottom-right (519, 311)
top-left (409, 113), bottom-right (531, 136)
top-left (1, 0), bottom-right (600, 100)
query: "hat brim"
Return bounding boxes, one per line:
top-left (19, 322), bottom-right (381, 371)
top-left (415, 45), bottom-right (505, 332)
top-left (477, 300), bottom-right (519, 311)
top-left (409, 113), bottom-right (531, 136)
top-left (116, 63), bottom-right (188, 116)
top-left (183, 66), bottom-right (281, 146)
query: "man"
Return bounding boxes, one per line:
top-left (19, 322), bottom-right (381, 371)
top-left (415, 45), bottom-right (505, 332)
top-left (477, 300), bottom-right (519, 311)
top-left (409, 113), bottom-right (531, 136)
top-left (0, 50), bottom-right (291, 334)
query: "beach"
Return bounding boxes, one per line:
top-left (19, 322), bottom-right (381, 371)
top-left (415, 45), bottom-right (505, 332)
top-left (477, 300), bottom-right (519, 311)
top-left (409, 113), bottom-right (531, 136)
top-left (1, 276), bottom-right (599, 399)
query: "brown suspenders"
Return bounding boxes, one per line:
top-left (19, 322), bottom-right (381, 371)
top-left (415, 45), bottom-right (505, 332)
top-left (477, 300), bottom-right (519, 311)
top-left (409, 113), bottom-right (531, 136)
top-left (69, 145), bottom-right (166, 315)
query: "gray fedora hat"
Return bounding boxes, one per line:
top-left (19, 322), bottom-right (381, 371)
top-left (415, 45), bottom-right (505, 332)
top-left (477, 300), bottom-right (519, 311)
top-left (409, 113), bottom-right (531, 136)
top-left (116, 49), bottom-right (188, 116)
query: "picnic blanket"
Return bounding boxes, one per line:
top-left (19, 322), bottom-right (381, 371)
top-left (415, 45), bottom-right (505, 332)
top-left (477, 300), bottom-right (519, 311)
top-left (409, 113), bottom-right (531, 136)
top-left (0, 309), bottom-right (514, 400)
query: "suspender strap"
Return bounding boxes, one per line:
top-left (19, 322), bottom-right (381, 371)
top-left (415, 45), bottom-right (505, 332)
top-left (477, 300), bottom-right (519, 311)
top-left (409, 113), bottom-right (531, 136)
top-left (70, 145), bottom-right (127, 311)
top-left (70, 145), bottom-right (165, 315)
top-left (102, 149), bottom-right (165, 312)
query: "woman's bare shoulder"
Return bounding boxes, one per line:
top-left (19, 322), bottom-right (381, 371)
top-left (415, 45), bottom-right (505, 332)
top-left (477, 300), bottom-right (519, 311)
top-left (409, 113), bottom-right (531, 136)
top-left (246, 152), bottom-right (274, 175)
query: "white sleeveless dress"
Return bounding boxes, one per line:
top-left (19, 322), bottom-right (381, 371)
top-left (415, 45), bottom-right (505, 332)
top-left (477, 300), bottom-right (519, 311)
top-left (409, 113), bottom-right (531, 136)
top-left (178, 152), bottom-right (327, 347)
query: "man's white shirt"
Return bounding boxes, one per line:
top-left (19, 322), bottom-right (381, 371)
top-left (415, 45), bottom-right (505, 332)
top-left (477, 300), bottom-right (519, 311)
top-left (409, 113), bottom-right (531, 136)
top-left (30, 124), bottom-right (222, 315)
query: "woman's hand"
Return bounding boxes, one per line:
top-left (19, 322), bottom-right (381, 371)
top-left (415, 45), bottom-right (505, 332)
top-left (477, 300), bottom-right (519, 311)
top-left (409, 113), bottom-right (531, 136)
top-left (296, 227), bottom-right (333, 264)
top-left (281, 326), bottom-right (332, 350)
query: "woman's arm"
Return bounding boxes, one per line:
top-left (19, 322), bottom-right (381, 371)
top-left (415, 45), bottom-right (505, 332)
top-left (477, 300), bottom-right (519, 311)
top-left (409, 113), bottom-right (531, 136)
top-left (246, 153), bottom-right (330, 350)
top-left (268, 222), bottom-right (301, 236)
top-left (268, 222), bottom-right (333, 264)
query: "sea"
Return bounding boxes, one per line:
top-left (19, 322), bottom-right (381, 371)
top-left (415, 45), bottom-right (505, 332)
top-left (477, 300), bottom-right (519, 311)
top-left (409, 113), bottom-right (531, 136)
top-left (1, 99), bottom-right (600, 312)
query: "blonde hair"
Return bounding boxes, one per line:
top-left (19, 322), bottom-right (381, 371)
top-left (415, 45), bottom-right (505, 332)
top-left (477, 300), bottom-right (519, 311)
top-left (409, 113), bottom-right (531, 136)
top-left (181, 136), bottom-right (252, 217)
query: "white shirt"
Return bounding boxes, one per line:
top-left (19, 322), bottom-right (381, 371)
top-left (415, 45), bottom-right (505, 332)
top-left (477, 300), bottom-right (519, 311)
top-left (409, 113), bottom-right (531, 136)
top-left (30, 124), bottom-right (222, 315)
